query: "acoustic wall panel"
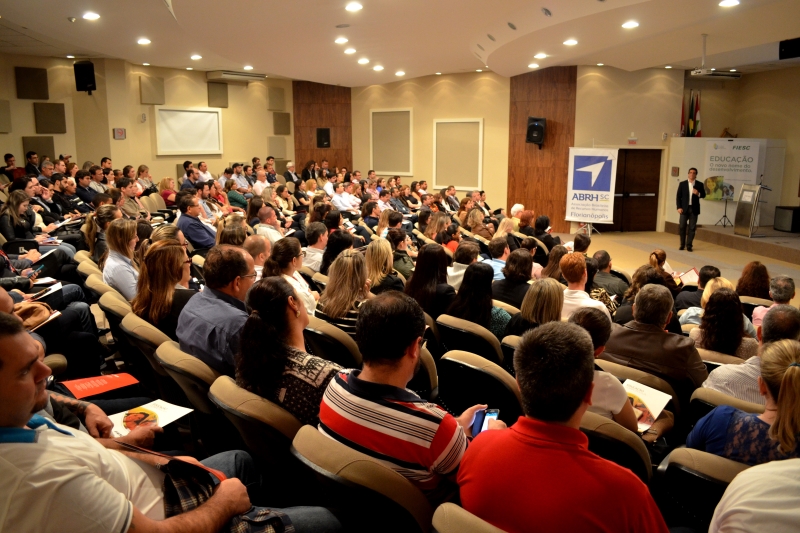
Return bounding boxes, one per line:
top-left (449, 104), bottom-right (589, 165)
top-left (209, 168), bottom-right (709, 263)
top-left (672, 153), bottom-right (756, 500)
top-left (371, 109), bottom-right (412, 175)
top-left (268, 86), bottom-right (285, 111)
top-left (155, 107), bottom-right (223, 155)
top-left (22, 136), bottom-right (56, 162)
top-left (268, 136), bottom-right (287, 159)
top-left (139, 76), bottom-right (166, 105)
top-left (0, 100), bottom-right (11, 133)
top-left (33, 103), bottom-right (67, 134)
top-left (434, 120), bottom-right (482, 190)
top-left (15, 67), bottom-right (49, 100)
top-left (207, 82), bottom-right (229, 108)
top-left (273, 112), bottom-right (291, 135)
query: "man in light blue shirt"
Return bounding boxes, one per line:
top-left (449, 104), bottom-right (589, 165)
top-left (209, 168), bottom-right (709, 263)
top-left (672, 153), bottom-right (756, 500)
top-left (488, 238), bottom-right (510, 281)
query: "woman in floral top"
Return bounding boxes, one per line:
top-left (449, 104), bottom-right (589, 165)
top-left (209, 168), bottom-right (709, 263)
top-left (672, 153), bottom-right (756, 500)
top-left (446, 262), bottom-right (511, 340)
top-left (236, 277), bottom-right (341, 427)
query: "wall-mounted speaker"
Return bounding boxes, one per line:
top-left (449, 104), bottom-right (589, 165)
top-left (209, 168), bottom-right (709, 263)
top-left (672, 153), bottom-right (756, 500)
top-left (779, 37), bottom-right (800, 60)
top-left (526, 117), bottom-right (546, 149)
top-left (317, 128), bottom-right (331, 148)
top-left (74, 61), bottom-right (96, 95)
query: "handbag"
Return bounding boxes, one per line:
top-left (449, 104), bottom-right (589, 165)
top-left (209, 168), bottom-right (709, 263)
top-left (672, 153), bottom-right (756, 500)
top-left (14, 301), bottom-right (54, 330)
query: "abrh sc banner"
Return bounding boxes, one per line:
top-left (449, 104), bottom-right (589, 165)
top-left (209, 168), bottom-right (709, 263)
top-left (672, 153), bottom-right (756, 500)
top-left (565, 148), bottom-right (619, 224)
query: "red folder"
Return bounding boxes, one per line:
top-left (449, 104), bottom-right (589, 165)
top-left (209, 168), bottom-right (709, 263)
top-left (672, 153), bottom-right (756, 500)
top-left (61, 373), bottom-right (140, 399)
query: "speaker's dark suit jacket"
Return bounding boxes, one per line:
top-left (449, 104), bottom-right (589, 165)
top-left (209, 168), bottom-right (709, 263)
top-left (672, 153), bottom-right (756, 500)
top-left (676, 179), bottom-right (706, 214)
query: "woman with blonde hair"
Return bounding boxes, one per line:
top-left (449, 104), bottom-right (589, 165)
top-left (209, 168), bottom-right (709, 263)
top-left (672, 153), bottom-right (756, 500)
top-left (158, 177), bottom-right (178, 207)
top-left (649, 248), bottom-right (682, 297)
top-left (680, 277), bottom-right (757, 337)
top-left (456, 197), bottom-right (474, 226)
top-left (131, 239), bottom-right (196, 340)
top-left (136, 164), bottom-right (155, 193)
top-left (687, 339), bottom-right (800, 465)
top-left (493, 217), bottom-right (518, 251)
top-left (101, 218), bottom-right (139, 301)
top-left (315, 249), bottom-right (372, 338)
top-left (424, 212), bottom-right (450, 240)
top-left (466, 208), bottom-right (493, 240)
top-left (85, 204), bottom-right (122, 263)
top-left (365, 239), bottom-right (404, 294)
top-left (375, 209), bottom-right (394, 239)
top-left (504, 277), bottom-right (564, 336)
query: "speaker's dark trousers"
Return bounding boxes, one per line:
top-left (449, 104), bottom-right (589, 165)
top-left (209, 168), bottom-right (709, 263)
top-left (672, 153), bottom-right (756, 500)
top-left (679, 207), bottom-right (699, 248)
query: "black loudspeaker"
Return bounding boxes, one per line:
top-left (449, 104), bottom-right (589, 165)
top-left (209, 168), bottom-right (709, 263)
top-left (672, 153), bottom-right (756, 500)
top-left (779, 37), bottom-right (800, 60)
top-left (74, 61), bottom-right (96, 95)
top-left (774, 207), bottom-right (800, 233)
top-left (316, 128), bottom-right (331, 148)
top-left (526, 117), bottom-right (546, 149)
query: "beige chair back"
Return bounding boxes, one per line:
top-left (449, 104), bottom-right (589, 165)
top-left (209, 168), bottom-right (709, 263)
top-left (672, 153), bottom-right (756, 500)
top-left (407, 346), bottom-right (438, 401)
top-left (43, 354), bottom-right (68, 376)
top-left (156, 340), bottom-right (221, 415)
top-left (74, 250), bottom-right (93, 264)
top-left (359, 220), bottom-right (375, 235)
top-left (595, 358), bottom-right (681, 414)
top-left (98, 292), bottom-right (132, 333)
top-left (681, 323), bottom-right (698, 334)
top-left (191, 254), bottom-right (205, 268)
top-left (298, 265), bottom-right (316, 278)
top-left (304, 315), bottom-right (363, 368)
top-left (610, 268), bottom-right (632, 285)
top-left (151, 193), bottom-right (168, 211)
top-left (85, 273), bottom-right (124, 300)
top-left (432, 503), bottom-right (505, 533)
top-left (120, 312), bottom-right (172, 376)
top-left (739, 295), bottom-right (773, 307)
top-left (580, 410), bottom-right (652, 483)
top-left (78, 260), bottom-right (103, 278)
top-left (492, 299), bottom-right (520, 315)
top-left (291, 425), bottom-right (433, 532)
top-left (697, 347), bottom-right (747, 365)
top-left (312, 272), bottom-right (329, 288)
top-left (690, 388), bottom-right (765, 415)
top-left (436, 314), bottom-right (504, 365)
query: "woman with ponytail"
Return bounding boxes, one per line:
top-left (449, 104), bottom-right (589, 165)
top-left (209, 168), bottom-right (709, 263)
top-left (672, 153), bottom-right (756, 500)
top-left (649, 248), bottom-right (682, 297)
top-left (263, 237), bottom-right (318, 315)
top-left (86, 205), bottom-right (121, 263)
top-left (687, 339), bottom-right (800, 465)
top-left (236, 277), bottom-right (340, 426)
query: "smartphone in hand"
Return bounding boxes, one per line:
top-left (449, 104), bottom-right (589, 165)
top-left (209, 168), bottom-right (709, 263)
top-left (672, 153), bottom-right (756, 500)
top-left (471, 408), bottom-right (500, 436)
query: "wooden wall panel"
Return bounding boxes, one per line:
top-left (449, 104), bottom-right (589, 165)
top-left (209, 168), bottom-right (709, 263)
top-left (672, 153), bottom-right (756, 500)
top-left (507, 66), bottom-right (577, 233)
top-left (292, 81), bottom-right (352, 170)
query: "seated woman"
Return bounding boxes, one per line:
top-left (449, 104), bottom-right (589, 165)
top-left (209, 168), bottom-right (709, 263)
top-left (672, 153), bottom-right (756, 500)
top-left (159, 177), bottom-right (178, 207)
top-left (539, 244), bottom-right (568, 282)
top-left (404, 243), bottom-right (455, 320)
top-left (649, 248), bottom-right (682, 297)
top-left (736, 260), bottom-right (771, 301)
top-left (690, 288), bottom-right (759, 358)
top-left (225, 178), bottom-right (248, 209)
top-left (687, 339), bottom-right (800, 466)
top-left (388, 228), bottom-right (415, 280)
top-left (493, 218), bottom-right (518, 252)
top-left (85, 205), bottom-right (122, 263)
top-left (680, 277), bottom-right (758, 338)
top-left (401, 185), bottom-right (420, 211)
top-left (217, 224), bottom-right (247, 246)
top-left (0, 190), bottom-right (77, 260)
top-left (210, 180), bottom-right (242, 214)
top-left (466, 208), bottom-right (493, 240)
top-left (136, 165), bottom-right (155, 194)
top-left (504, 278), bottom-right (563, 337)
top-left (519, 237), bottom-right (544, 278)
top-left (131, 238), bottom-right (197, 340)
top-left (586, 257), bottom-right (617, 314)
top-left (456, 197), bottom-right (473, 226)
top-left (446, 262), bottom-right (511, 340)
top-left (492, 249), bottom-right (532, 310)
top-left (435, 224), bottom-right (461, 254)
top-left (315, 250), bottom-right (371, 338)
top-left (264, 237), bottom-right (318, 316)
top-left (236, 277), bottom-right (341, 426)
top-left (320, 229), bottom-right (354, 276)
top-left (246, 196), bottom-right (265, 228)
top-left (416, 209), bottom-right (431, 236)
top-left (365, 239), bottom-right (404, 294)
top-left (517, 210), bottom-right (536, 238)
top-left (293, 178), bottom-right (310, 213)
top-left (424, 212), bottom-right (449, 241)
top-left (533, 215), bottom-right (562, 254)
top-left (101, 218), bottom-right (139, 301)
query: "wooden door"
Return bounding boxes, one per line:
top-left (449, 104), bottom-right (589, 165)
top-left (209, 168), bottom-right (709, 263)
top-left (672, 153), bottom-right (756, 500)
top-left (592, 149), bottom-right (661, 232)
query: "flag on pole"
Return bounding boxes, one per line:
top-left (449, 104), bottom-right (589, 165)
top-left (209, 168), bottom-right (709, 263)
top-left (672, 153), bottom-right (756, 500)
top-left (687, 90), bottom-right (695, 137)
top-left (680, 93), bottom-right (686, 136)
top-left (694, 91), bottom-right (702, 137)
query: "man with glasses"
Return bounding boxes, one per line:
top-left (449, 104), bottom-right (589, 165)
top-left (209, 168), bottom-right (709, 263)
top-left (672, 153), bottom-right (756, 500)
top-left (176, 245), bottom-right (256, 376)
top-left (176, 195), bottom-right (216, 250)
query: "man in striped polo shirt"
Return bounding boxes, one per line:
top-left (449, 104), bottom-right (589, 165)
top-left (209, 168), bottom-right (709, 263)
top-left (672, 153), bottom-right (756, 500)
top-left (318, 291), bottom-right (506, 502)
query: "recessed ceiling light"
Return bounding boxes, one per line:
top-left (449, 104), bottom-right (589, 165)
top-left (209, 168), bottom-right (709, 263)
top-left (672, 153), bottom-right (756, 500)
top-left (528, 63), bottom-right (539, 69)
top-left (396, 71), bottom-right (405, 76)
top-left (534, 53), bottom-right (547, 59)
top-left (66, 55), bottom-right (75, 59)
top-left (476, 69), bottom-right (483, 72)
top-left (373, 65), bottom-right (384, 71)
top-left (508, 22), bottom-right (517, 30)
top-left (143, 63), bottom-right (150, 66)
top-left (710, 68), bottom-right (716, 71)
top-left (137, 38), bottom-right (151, 45)
top-left (665, 65), bottom-right (672, 69)
top-left (190, 54), bottom-right (202, 60)
top-left (186, 67), bottom-right (193, 70)
top-left (436, 72), bottom-right (442, 75)
top-left (730, 69), bottom-right (737, 72)
top-left (345, 2), bottom-right (362, 12)
top-left (344, 48), bottom-right (356, 54)
top-left (719, 0), bottom-right (739, 6)
top-left (358, 58), bottom-right (369, 64)
top-left (621, 21), bottom-right (639, 29)
top-left (82, 12), bottom-right (100, 20)
top-left (334, 37), bottom-right (348, 44)
top-left (542, 8), bottom-right (552, 16)
top-left (487, 34), bottom-right (495, 41)
top-left (243, 65), bottom-right (253, 70)
top-left (563, 39), bottom-right (578, 46)
top-left (597, 63), bottom-right (604, 66)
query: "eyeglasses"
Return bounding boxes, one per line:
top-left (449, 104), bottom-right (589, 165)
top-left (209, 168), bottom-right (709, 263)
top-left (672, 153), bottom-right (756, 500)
top-left (296, 251), bottom-right (306, 258)
top-left (240, 273), bottom-right (258, 279)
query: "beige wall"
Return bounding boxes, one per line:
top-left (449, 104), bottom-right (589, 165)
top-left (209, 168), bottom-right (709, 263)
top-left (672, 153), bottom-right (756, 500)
top-left (352, 72), bottom-right (510, 209)
top-left (575, 66), bottom-right (684, 148)
top-left (0, 52), bottom-right (79, 163)
top-left (683, 77), bottom-right (739, 140)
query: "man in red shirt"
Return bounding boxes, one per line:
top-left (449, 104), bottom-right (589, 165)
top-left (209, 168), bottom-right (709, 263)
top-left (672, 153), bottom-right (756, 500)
top-left (458, 322), bottom-right (669, 533)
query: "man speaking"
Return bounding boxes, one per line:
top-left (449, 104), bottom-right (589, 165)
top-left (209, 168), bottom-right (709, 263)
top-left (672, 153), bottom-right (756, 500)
top-left (676, 167), bottom-right (705, 251)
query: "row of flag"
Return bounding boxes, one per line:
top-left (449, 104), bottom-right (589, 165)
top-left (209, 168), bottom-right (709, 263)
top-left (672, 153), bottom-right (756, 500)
top-left (681, 90), bottom-right (702, 137)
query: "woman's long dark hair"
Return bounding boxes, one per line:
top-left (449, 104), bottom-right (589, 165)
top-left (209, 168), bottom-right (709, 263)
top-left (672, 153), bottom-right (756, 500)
top-left (320, 229), bottom-right (354, 275)
top-left (405, 243), bottom-right (449, 312)
top-left (236, 277), bottom-right (297, 398)
top-left (541, 245), bottom-right (568, 280)
top-left (323, 210), bottom-right (342, 232)
top-left (309, 202), bottom-right (332, 224)
top-left (246, 196), bottom-right (264, 224)
top-left (264, 237), bottom-right (301, 277)
top-left (736, 261), bottom-right (771, 300)
top-left (700, 288), bottom-right (745, 355)
top-left (446, 262), bottom-right (494, 328)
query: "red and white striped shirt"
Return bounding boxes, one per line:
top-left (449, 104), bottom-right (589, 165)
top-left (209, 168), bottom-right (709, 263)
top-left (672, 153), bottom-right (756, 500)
top-left (318, 369), bottom-right (467, 494)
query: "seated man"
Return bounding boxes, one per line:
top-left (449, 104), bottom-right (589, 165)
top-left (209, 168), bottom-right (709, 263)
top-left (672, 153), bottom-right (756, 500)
top-left (175, 194), bottom-right (216, 250)
top-left (330, 182), bottom-right (359, 221)
top-left (116, 177), bottom-right (150, 220)
top-left (303, 222), bottom-right (327, 273)
top-left (752, 275), bottom-right (795, 327)
top-left (674, 265), bottom-right (720, 311)
top-left (509, 203), bottom-right (524, 231)
top-left (702, 304), bottom-right (800, 405)
top-left (457, 321), bottom-right (669, 533)
top-left (488, 238), bottom-right (510, 281)
top-left (243, 234), bottom-right (270, 281)
top-left (74, 170), bottom-right (97, 205)
top-left (0, 312), bottom-right (340, 533)
top-left (318, 291), bottom-right (503, 503)
top-left (448, 241), bottom-right (480, 290)
top-left (362, 201), bottom-right (381, 230)
top-left (176, 246), bottom-right (255, 376)
top-left (591, 250), bottom-right (629, 300)
top-left (601, 284), bottom-right (707, 409)
top-left (255, 205), bottom-right (290, 245)
top-left (54, 174), bottom-right (93, 214)
top-left (560, 252), bottom-right (611, 320)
